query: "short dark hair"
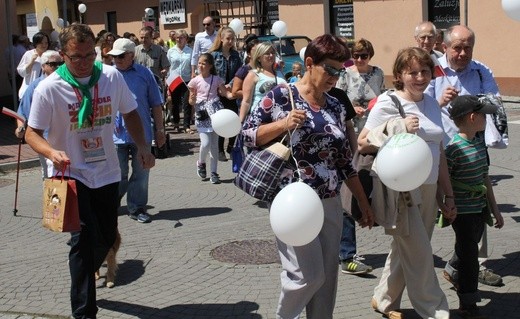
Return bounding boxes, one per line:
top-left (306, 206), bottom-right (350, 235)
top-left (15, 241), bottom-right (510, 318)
top-left (59, 24), bottom-right (95, 52)
top-left (304, 34), bottom-right (350, 65)
top-left (33, 32), bottom-right (50, 46)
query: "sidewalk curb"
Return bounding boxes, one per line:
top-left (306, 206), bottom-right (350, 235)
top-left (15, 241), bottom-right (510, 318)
top-left (0, 158), bottom-right (40, 174)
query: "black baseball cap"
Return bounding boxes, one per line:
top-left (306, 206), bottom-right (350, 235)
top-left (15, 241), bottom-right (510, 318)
top-left (449, 95), bottom-right (497, 119)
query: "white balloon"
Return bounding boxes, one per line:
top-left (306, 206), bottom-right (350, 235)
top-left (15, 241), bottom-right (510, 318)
top-left (78, 3), bottom-right (87, 14)
top-left (299, 47), bottom-right (306, 61)
top-left (50, 30), bottom-right (59, 42)
top-left (210, 109), bottom-right (241, 138)
top-left (144, 7), bottom-right (154, 16)
top-left (376, 133), bottom-right (433, 192)
top-left (271, 20), bottom-right (287, 38)
top-left (57, 18), bottom-right (64, 28)
top-left (502, 0), bottom-right (520, 21)
top-left (228, 18), bottom-right (244, 34)
top-left (270, 182), bottom-right (324, 246)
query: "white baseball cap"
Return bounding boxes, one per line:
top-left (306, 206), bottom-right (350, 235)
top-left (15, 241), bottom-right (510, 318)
top-left (107, 38), bottom-right (135, 56)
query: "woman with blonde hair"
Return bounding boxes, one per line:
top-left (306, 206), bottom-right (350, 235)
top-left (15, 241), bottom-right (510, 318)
top-left (239, 42), bottom-right (287, 123)
top-left (208, 27), bottom-right (243, 161)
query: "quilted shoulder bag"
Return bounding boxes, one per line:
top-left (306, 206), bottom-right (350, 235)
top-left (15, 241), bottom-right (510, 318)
top-left (234, 85), bottom-right (296, 202)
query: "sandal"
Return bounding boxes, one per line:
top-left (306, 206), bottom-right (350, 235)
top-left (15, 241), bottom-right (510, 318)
top-left (185, 128), bottom-right (195, 134)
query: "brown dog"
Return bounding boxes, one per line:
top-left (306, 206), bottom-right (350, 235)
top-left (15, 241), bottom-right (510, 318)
top-left (95, 230), bottom-right (121, 288)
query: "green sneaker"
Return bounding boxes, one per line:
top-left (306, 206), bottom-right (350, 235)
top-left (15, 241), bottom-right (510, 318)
top-left (478, 269), bottom-right (502, 286)
top-left (341, 259), bottom-right (373, 275)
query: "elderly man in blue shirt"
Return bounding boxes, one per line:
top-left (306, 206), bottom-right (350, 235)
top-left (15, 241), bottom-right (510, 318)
top-left (424, 25), bottom-right (499, 146)
top-left (109, 38), bottom-right (166, 223)
top-left (424, 24), bottom-right (503, 289)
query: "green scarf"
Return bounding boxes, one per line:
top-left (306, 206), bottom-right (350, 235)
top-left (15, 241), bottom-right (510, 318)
top-left (56, 61), bottom-right (103, 128)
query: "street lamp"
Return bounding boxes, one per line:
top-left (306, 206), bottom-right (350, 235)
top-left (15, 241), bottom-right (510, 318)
top-left (144, 7), bottom-right (154, 17)
top-left (78, 4), bottom-right (87, 23)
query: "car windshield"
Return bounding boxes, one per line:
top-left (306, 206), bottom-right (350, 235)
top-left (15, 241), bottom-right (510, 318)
top-left (271, 38), bottom-right (308, 56)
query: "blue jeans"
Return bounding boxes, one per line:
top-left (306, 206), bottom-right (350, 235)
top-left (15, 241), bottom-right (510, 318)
top-left (116, 143), bottom-right (151, 213)
top-left (339, 213), bottom-right (356, 261)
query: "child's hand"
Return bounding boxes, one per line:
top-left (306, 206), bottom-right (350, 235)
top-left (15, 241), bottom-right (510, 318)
top-left (493, 211), bottom-right (504, 229)
top-left (438, 196), bottom-right (457, 223)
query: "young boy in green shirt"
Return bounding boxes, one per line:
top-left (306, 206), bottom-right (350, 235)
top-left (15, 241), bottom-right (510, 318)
top-left (445, 95), bottom-right (505, 319)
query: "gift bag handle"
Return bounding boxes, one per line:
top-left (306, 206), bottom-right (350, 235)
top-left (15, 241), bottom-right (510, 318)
top-left (53, 161), bottom-right (72, 182)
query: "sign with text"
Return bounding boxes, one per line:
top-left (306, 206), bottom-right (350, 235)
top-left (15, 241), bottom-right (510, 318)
top-left (160, 0), bottom-right (186, 25)
top-left (330, 0), bottom-right (354, 39)
top-left (267, 0), bottom-right (279, 26)
top-left (428, 0), bottom-right (460, 29)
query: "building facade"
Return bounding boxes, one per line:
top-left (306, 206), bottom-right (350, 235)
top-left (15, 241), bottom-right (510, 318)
top-left (1, 0), bottom-right (519, 99)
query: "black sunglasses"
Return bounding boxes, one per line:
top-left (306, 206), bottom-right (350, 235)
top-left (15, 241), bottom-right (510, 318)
top-left (202, 23), bottom-right (211, 26)
top-left (353, 53), bottom-right (369, 60)
top-left (45, 61), bottom-right (64, 68)
top-left (322, 64), bottom-right (346, 77)
top-left (113, 53), bottom-right (127, 59)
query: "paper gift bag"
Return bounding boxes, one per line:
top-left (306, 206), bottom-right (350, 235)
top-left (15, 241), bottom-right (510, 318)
top-left (42, 167), bottom-right (81, 232)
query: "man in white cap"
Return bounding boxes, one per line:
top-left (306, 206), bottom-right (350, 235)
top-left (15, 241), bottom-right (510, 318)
top-left (108, 38), bottom-right (165, 223)
top-left (15, 50), bottom-right (63, 178)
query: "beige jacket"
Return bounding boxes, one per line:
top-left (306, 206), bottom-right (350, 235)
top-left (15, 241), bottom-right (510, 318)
top-left (367, 118), bottom-right (422, 236)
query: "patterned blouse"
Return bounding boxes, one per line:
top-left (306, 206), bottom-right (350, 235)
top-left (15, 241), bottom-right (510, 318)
top-left (242, 84), bottom-right (357, 199)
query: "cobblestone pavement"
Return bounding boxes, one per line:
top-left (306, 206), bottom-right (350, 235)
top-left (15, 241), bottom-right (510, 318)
top-left (0, 103), bottom-right (519, 319)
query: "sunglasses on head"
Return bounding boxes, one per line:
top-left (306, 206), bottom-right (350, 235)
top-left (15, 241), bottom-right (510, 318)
top-left (322, 64), bottom-right (346, 77)
top-left (45, 61), bottom-right (64, 68)
top-left (353, 53), bottom-right (369, 60)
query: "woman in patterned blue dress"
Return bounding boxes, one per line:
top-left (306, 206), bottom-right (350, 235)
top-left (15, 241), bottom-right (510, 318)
top-left (242, 34), bottom-right (374, 319)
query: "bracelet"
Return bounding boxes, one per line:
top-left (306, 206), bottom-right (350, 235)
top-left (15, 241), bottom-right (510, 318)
top-left (284, 116), bottom-right (289, 132)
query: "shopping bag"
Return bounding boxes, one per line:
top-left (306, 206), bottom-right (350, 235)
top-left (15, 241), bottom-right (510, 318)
top-left (42, 164), bottom-right (81, 232)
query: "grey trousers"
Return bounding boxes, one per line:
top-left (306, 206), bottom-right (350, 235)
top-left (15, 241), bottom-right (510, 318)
top-left (275, 197), bottom-right (343, 319)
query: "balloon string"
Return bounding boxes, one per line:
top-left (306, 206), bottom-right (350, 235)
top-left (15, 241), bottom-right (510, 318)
top-left (285, 84), bottom-right (303, 182)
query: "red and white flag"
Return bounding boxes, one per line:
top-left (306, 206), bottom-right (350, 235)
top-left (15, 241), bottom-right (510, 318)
top-left (1, 106), bottom-right (25, 123)
top-left (431, 54), bottom-right (447, 78)
top-left (165, 72), bottom-right (184, 93)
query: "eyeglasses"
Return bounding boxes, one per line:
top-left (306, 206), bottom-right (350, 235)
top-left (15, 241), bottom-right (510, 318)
top-left (352, 53), bottom-right (369, 60)
top-left (202, 23), bottom-right (211, 26)
top-left (113, 53), bottom-right (128, 59)
top-left (62, 51), bottom-right (97, 63)
top-left (45, 61), bottom-right (64, 68)
top-left (322, 64), bottom-right (346, 77)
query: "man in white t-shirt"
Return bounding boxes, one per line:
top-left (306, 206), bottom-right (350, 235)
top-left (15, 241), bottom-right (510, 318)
top-left (25, 24), bottom-right (155, 319)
